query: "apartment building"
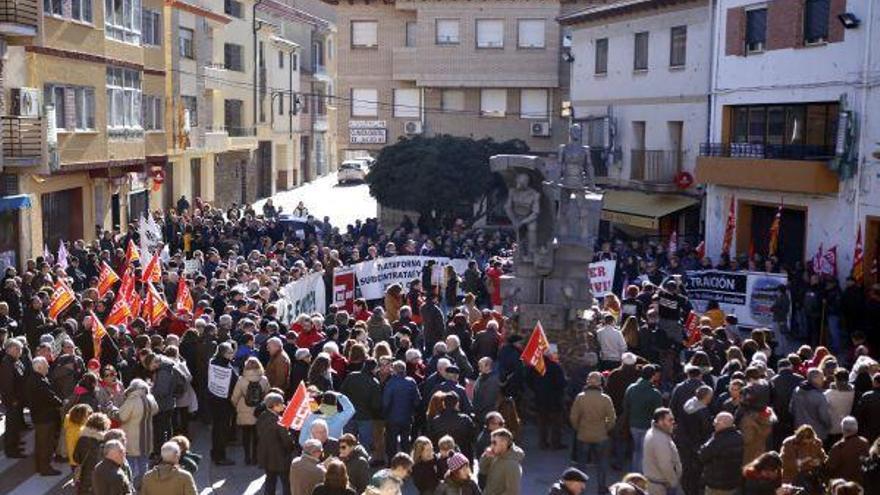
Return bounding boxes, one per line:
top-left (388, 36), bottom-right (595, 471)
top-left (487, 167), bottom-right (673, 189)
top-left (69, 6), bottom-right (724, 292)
top-left (560, 0), bottom-right (710, 244)
top-left (697, 0), bottom-right (879, 276)
top-left (1, 0), bottom-right (168, 264)
top-left (327, 0), bottom-right (566, 161)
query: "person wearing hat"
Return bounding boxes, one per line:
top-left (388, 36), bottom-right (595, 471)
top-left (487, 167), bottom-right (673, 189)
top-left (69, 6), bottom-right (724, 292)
top-left (548, 467), bottom-right (589, 495)
top-left (435, 452), bottom-right (480, 495)
top-left (430, 364), bottom-right (473, 415)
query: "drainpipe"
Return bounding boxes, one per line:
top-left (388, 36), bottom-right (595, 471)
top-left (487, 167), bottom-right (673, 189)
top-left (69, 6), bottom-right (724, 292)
top-left (252, 0), bottom-right (264, 129)
top-left (289, 51), bottom-right (294, 141)
top-left (854, 0), bottom-right (875, 232)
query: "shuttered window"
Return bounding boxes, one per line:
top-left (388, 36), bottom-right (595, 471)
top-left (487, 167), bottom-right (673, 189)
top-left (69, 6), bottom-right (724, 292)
top-left (351, 89), bottom-right (378, 117)
top-left (393, 89), bottom-right (420, 118)
top-left (520, 89), bottom-right (548, 120)
top-left (804, 0), bottom-right (829, 44)
top-left (225, 43), bottom-right (244, 71)
top-left (634, 31), bottom-right (649, 70)
top-left (517, 19), bottom-right (545, 48)
top-left (351, 20), bottom-right (378, 47)
top-left (476, 19), bottom-right (504, 48)
top-left (480, 89), bottom-right (506, 117)
top-left (595, 38), bottom-right (608, 74)
top-left (669, 26), bottom-right (687, 67)
top-left (746, 8), bottom-right (767, 52)
top-left (436, 19), bottom-right (459, 44)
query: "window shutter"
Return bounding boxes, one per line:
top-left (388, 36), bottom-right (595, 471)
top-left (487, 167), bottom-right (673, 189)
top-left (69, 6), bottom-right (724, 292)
top-left (64, 87), bottom-right (76, 130)
top-left (725, 7), bottom-right (745, 56)
top-left (767, 0), bottom-right (803, 50)
top-left (828, 0), bottom-right (845, 42)
top-left (352, 89), bottom-right (378, 117)
top-left (352, 21), bottom-right (377, 47)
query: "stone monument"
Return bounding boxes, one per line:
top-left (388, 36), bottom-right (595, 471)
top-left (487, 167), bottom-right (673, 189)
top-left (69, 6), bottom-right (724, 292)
top-left (490, 123), bottom-right (604, 374)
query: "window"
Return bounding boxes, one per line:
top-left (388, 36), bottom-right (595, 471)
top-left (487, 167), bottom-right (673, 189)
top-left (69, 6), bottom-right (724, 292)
top-left (142, 9), bottom-right (161, 46)
top-left (393, 89), bottom-right (420, 118)
top-left (224, 99), bottom-right (244, 134)
top-left (745, 8), bottom-right (767, 53)
top-left (312, 41), bottom-right (324, 71)
top-left (436, 19), bottom-right (459, 44)
top-left (633, 31), bottom-right (649, 70)
top-left (71, 0), bottom-right (92, 22)
top-left (106, 67), bottom-right (142, 134)
top-left (181, 96), bottom-right (197, 127)
top-left (480, 89), bottom-right (506, 117)
top-left (278, 94), bottom-right (284, 116)
top-left (476, 19), bottom-right (504, 48)
top-left (669, 26), bottom-right (686, 67)
top-left (278, 50), bottom-right (284, 68)
top-left (351, 88), bottom-right (378, 117)
top-left (224, 0), bottom-right (242, 18)
top-left (729, 102), bottom-right (839, 157)
top-left (804, 0), bottom-right (829, 44)
top-left (520, 89), bottom-right (548, 119)
top-left (291, 53), bottom-right (298, 71)
top-left (142, 95), bottom-right (162, 130)
top-left (105, 0), bottom-right (141, 43)
top-left (224, 43), bottom-right (244, 71)
top-left (594, 38), bottom-right (608, 74)
top-left (43, 0), bottom-right (62, 16)
top-left (351, 20), bottom-right (378, 48)
top-left (179, 27), bottom-right (194, 59)
top-left (45, 85), bottom-right (95, 131)
top-left (405, 21), bottom-right (417, 47)
top-left (442, 90), bottom-right (465, 112)
top-left (517, 19), bottom-right (545, 48)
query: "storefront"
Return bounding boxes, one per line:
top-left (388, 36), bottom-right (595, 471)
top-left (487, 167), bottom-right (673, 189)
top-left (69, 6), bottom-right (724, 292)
top-left (599, 189), bottom-right (701, 243)
top-left (41, 187), bottom-right (84, 251)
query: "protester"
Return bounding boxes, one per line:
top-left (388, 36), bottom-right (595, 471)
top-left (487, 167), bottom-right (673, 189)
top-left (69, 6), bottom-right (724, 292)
top-left (230, 356), bottom-right (270, 465)
top-left (117, 378), bottom-right (159, 482)
top-left (569, 371), bottom-right (615, 492)
top-left (140, 441), bottom-right (198, 495)
top-left (642, 408), bottom-right (682, 495)
top-left (478, 428), bottom-right (524, 495)
top-left (92, 439), bottom-right (135, 495)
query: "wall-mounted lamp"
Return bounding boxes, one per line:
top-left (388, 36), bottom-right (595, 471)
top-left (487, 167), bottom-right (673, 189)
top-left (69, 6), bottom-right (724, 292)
top-left (838, 12), bottom-right (860, 29)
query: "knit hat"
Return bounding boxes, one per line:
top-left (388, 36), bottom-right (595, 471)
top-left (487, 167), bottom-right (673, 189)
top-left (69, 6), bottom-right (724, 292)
top-left (561, 467), bottom-right (589, 483)
top-left (447, 452), bottom-right (469, 472)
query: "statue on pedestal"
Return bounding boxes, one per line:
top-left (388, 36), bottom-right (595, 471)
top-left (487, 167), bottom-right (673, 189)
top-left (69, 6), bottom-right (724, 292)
top-left (558, 123), bottom-right (595, 190)
top-left (504, 172), bottom-right (541, 260)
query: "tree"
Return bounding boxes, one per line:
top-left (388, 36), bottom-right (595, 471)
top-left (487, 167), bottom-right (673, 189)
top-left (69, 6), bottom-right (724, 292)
top-left (366, 135), bottom-right (528, 223)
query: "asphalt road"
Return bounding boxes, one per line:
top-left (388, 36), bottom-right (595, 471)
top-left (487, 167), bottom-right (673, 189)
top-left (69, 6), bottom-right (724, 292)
top-left (252, 173), bottom-right (378, 229)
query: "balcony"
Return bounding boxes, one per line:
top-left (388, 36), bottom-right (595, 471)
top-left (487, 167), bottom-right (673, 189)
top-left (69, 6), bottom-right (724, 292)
top-left (627, 149), bottom-right (683, 192)
top-left (204, 127), bottom-right (228, 152)
top-left (225, 126), bottom-right (257, 150)
top-left (0, 0), bottom-right (37, 37)
top-left (2, 116), bottom-right (43, 168)
top-left (204, 64), bottom-right (226, 91)
top-left (695, 142), bottom-right (839, 194)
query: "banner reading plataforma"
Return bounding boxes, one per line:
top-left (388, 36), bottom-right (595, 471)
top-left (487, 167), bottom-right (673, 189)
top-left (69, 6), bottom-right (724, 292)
top-left (352, 256), bottom-right (470, 300)
top-left (684, 269), bottom-right (789, 328)
top-left (277, 272), bottom-right (326, 325)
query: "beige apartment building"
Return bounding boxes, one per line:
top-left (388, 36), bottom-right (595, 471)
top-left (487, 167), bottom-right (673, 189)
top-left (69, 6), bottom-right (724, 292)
top-left (327, 0), bottom-right (566, 161)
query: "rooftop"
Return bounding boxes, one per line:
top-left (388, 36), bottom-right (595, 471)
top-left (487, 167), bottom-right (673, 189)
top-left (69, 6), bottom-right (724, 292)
top-left (558, 0), bottom-right (701, 25)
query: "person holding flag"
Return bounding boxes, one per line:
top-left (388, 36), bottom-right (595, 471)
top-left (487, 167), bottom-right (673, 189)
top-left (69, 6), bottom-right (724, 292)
top-left (255, 392), bottom-right (298, 495)
top-left (521, 322), bottom-right (568, 450)
top-left (97, 262), bottom-right (120, 297)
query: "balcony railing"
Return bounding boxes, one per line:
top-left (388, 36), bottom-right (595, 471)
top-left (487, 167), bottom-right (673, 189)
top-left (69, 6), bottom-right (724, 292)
top-left (226, 126), bottom-right (255, 137)
top-left (0, 0), bottom-right (38, 30)
top-left (699, 142), bottom-right (835, 161)
top-left (2, 115), bottom-right (42, 161)
top-left (630, 149), bottom-right (683, 183)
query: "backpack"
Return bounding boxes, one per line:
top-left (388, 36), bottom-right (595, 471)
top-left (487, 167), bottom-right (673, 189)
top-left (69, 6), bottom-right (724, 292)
top-left (244, 380), bottom-right (263, 407)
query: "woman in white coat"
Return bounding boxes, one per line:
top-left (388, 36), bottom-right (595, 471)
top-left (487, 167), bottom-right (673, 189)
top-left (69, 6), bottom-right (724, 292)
top-left (118, 378), bottom-right (159, 482)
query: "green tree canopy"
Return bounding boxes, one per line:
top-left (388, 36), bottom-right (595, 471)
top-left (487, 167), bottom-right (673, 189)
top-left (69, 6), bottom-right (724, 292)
top-left (366, 134), bottom-right (529, 217)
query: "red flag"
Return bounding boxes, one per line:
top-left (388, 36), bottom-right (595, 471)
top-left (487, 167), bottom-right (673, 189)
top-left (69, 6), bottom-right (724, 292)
top-left (48, 279), bottom-right (75, 320)
top-left (129, 290), bottom-right (142, 320)
top-left (97, 262), bottom-right (120, 297)
top-left (278, 382), bottom-right (313, 429)
top-left (176, 276), bottom-right (194, 314)
top-left (141, 250), bottom-right (162, 284)
top-left (90, 311), bottom-right (107, 359)
top-left (145, 282), bottom-right (169, 326)
top-left (721, 196), bottom-right (735, 257)
top-left (853, 224), bottom-right (864, 284)
top-left (125, 239), bottom-right (140, 266)
top-left (685, 310), bottom-right (701, 347)
top-left (695, 241), bottom-right (706, 259)
top-left (768, 205), bottom-right (782, 257)
top-left (822, 246), bottom-right (838, 277)
top-left (520, 321), bottom-right (551, 376)
top-left (105, 299), bottom-right (132, 326)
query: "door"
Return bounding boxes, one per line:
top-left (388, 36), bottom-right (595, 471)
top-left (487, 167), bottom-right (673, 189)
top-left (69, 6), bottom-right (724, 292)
top-left (749, 204), bottom-right (806, 268)
top-left (42, 188), bottom-right (83, 250)
top-left (111, 193), bottom-right (121, 228)
top-left (163, 161), bottom-right (175, 212)
top-left (128, 190), bottom-right (148, 222)
top-left (191, 158), bottom-right (202, 200)
top-left (257, 141), bottom-right (272, 198)
top-left (300, 136), bottom-right (310, 182)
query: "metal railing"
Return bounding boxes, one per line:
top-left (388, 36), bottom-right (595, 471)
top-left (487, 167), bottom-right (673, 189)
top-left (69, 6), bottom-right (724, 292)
top-left (225, 126), bottom-right (255, 137)
top-left (0, 0), bottom-right (38, 29)
top-left (630, 149), bottom-right (683, 183)
top-left (699, 142), bottom-right (835, 161)
top-left (2, 116), bottom-right (42, 159)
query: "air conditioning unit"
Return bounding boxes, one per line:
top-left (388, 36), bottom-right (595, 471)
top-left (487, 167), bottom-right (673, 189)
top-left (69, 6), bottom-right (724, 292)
top-left (11, 88), bottom-right (40, 117)
top-left (404, 121), bottom-right (423, 135)
top-left (530, 121), bottom-right (551, 137)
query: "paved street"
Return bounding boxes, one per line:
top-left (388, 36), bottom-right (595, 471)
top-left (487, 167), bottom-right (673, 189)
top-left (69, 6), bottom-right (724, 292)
top-left (0, 414), bottom-right (579, 494)
top-left (253, 173), bottom-right (377, 229)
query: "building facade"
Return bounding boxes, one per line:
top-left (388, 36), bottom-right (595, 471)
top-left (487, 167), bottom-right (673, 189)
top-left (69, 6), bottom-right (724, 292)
top-left (697, 0), bottom-right (879, 278)
top-left (561, 0), bottom-right (710, 244)
top-left (327, 0), bottom-right (567, 161)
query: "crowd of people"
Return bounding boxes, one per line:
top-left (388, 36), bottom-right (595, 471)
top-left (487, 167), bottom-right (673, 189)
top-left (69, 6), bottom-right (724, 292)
top-left (0, 198), bottom-right (878, 495)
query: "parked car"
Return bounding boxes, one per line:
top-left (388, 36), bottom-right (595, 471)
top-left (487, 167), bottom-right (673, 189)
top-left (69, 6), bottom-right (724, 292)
top-left (337, 160), bottom-right (368, 184)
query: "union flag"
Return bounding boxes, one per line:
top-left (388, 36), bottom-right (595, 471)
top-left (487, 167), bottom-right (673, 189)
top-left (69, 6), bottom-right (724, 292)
top-left (721, 196), bottom-right (735, 257)
top-left (520, 321), bottom-right (551, 376)
top-left (97, 262), bottom-right (120, 297)
top-left (853, 224), bottom-right (864, 284)
top-left (90, 310), bottom-right (107, 359)
top-left (279, 382), bottom-right (313, 430)
top-left (105, 299), bottom-right (132, 326)
top-left (768, 205), bottom-right (782, 257)
top-left (48, 279), bottom-right (75, 320)
top-left (125, 239), bottom-right (140, 266)
top-left (141, 250), bottom-right (162, 284)
top-left (144, 282), bottom-right (169, 327)
top-left (176, 276), bottom-right (194, 314)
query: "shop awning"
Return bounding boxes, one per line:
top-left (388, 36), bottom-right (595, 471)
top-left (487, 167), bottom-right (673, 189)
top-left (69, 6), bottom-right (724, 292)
top-left (601, 190), bottom-right (699, 230)
top-left (0, 194), bottom-right (32, 213)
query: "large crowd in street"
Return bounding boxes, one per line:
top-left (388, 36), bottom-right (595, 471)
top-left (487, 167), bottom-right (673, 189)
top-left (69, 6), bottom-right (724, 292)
top-left (0, 196), bottom-right (878, 495)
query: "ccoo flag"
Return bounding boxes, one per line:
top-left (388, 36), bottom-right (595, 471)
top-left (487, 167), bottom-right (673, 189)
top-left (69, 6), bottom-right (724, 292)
top-left (520, 321), bottom-right (551, 376)
top-left (278, 382), bottom-right (313, 430)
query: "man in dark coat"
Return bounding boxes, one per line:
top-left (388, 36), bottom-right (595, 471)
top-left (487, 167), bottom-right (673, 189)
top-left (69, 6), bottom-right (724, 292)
top-left (675, 385), bottom-right (714, 495)
top-left (26, 356), bottom-right (63, 475)
top-left (420, 293), bottom-right (445, 353)
top-left (0, 338), bottom-right (26, 458)
top-left (526, 352), bottom-right (568, 450)
top-left (427, 392), bottom-right (476, 460)
top-left (340, 359), bottom-right (382, 451)
top-left (770, 358), bottom-right (803, 448)
top-left (256, 393), bottom-right (297, 495)
top-left (207, 343), bottom-right (238, 465)
top-left (670, 366), bottom-right (704, 421)
top-left (698, 412), bottom-right (743, 494)
top-left (92, 440), bottom-right (135, 494)
top-left (855, 373), bottom-right (880, 443)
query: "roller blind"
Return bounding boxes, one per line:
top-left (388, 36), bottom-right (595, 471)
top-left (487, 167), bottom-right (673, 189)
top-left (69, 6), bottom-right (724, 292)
top-left (352, 88), bottom-right (378, 117)
top-left (394, 89), bottom-right (420, 118)
top-left (480, 89), bottom-right (506, 116)
top-left (520, 89), bottom-right (548, 119)
top-left (476, 19), bottom-right (504, 48)
top-left (351, 21), bottom-right (378, 47)
top-left (518, 19), bottom-right (545, 48)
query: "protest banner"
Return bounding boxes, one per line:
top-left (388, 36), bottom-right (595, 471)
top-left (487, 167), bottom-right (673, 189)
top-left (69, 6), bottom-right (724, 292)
top-left (352, 256), bottom-right (470, 300)
top-left (276, 272), bottom-right (326, 324)
top-left (333, 267), bottom-right (356, 313)
top-left (588, 260), bottom-right (616, 297)
top-left (684, 269), bottom-right (789, 328)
